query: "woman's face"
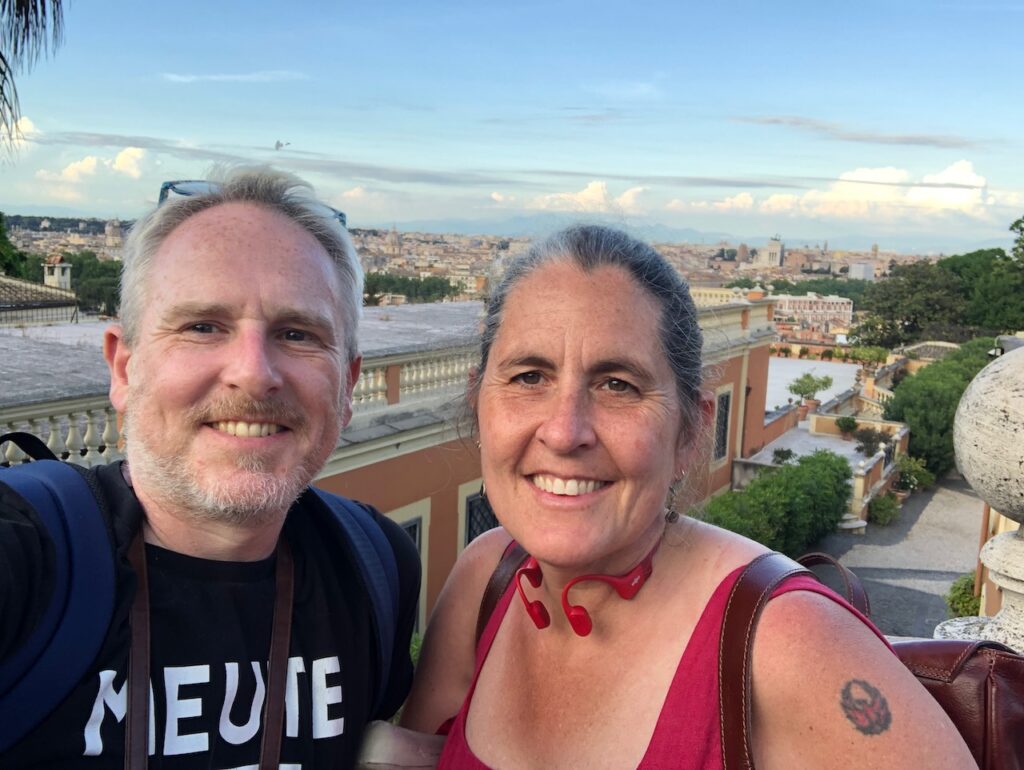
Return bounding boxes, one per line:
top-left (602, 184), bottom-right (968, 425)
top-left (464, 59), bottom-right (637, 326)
top-left (477, 261), bottom-right (690, 573)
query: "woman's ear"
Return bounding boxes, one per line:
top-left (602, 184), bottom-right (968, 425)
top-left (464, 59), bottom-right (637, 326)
top-left (674, 392), bottom-right (715, 463)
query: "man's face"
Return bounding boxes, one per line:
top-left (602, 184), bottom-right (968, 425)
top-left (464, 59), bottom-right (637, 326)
top-left (105, 202), bottom-right (361, 523)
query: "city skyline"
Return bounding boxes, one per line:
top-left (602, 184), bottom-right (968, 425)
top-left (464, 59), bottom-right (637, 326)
top-left (2, 0), bottom-right (1022, 253)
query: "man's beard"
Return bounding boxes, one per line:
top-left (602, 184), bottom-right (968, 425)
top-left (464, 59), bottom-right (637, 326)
top-left (123, 393), bottom-right (337, 527)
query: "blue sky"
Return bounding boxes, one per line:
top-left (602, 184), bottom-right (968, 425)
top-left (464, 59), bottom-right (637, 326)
top-left (3, 0), bottom-right (1023, 252)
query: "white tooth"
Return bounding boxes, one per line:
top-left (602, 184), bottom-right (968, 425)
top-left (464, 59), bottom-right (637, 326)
top-left (227, 421), bottom-right (237, 436)
top-left (260, 424), bottom-right (270, 437)
top-left (565, 479), bottom-right (579, 496)
top-left (552, 477), bottom-right (566, 495)
top-left (268, 424), bottom-right (280, 435)
top-left (245, 422), bottom-right (259, 437)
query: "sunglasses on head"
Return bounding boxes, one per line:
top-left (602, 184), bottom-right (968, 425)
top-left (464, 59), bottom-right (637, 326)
top-left (157, 180), bottom-right (348, 229)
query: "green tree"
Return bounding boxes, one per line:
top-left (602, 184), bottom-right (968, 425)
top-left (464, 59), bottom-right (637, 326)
top-left (860, 261), bottom-right (968, 346)
top-left (883, 338), bottom-right (994, 476)
top-left (1011, 216), bottom-right (1024, 263)
top-left (0, 211), bottom-right (24, 276)
top-left (697, 451), bottom-right (851, 555)
top-left (787, 373), bottom-right (833, 401)
top-left (61, 250), bottom-right (121, 313)
top-left (363, 272), bottom-right (460, 306)
top-left (1, 0), bottom-right (66, 149)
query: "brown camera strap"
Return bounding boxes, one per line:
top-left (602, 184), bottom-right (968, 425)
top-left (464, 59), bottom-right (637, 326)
top-left (124, 530), bottom-right (295, 770)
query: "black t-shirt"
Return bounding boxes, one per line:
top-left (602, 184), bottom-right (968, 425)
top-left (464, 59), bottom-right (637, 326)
top-left (0, 462), bottom-right (420, 768)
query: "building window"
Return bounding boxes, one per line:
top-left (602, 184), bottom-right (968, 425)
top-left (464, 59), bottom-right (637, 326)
top-left (465, 491), bottom-right (499, 545)
top-left (714, 392), bottom-right (731, 461)
top-left (400, 517), bottom-right (422, 552)
top-left (398, 517), bottom-right (423, 633)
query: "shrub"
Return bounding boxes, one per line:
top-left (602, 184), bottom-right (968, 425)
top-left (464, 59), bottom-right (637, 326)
top-left (835, 416), bottom-right (858, 435)
top-left (772, 448), bottom-right (795, 464)
top-left (854, 427), bottom-right (886, 456)
top-left (893, 454), bottom-right (935, 492)
top-left (821, 348), bottom-right (834, 360)
top-left (868, 493), bottom-right (900, 526)
top-left (945, 574), bottom-right (981, 618)
top-left (696, 450), bottom-right (852, 556)
top-left (787, 373), bottom-right (834, 401)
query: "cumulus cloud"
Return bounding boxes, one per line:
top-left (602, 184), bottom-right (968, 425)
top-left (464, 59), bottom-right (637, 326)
top-left (664, 162), bottom-right (1013, 224)
top-left (754, 161), bottom-right (1002, 222)
top-left (342, 186), bottom-right (367, 199)
top-left (490, 192), bottom-right (515, 203)
top-left (615, 186), bottom-right (647, 213)
top-left (111, 147), bottom-right (145, 178)
top-left (714, 192), bottom-right (754, 211)
top-left (162, 70), bottom-right (308, 83)
top-left (666, 192), bottom-right (755, 212)
top-left (36, 156), bottom-right (100, 183)
top-left (530, 181), bottom-right (647, 214)
top-left (12, 116), bottom-right (39, 148)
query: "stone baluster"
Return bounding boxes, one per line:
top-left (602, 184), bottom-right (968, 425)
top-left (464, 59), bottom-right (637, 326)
top-left (372, 366), bottom-right (387, 405)
top-left (102, 408), bottom-right (122, 462)
top-left (935, 347), bottom-right (1024, 651)
top-left (44, 415), bottom-right (66, 459)
top-left (82, 409), bottom-right (104, 467)
top-left (64, 414), bottom-right (85, 466)
top-left (4, 432), bottom-right (27, 464)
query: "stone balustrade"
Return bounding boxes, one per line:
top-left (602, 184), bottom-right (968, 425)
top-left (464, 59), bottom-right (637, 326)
top-left (1, 343), bottom-right (480, 466)
top-left (1, 394), bottom-right (123, 466)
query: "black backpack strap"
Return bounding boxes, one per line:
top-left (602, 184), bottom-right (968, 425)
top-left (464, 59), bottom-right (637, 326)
top-left (0, 458), bottom-right (116, 752)
top-left (0, 431), bottom-right (60, 463)
top-left (311, 489), bottom-right (400, 716)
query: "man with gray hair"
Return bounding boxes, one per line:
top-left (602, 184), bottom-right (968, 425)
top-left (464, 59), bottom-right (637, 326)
top-left (0, 167), bottom-right (420, 767)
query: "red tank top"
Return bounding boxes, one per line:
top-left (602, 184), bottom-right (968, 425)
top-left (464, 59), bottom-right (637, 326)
top-left (438, 563), bottom-right (887, 769)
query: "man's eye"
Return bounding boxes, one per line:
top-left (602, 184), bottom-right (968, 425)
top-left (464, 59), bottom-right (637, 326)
top-left (189, 323), bottom-right (217, 334)
top-left (513, 371), bottom-right (542, 386)
top-left (283, 329), bottom-right (312, 342)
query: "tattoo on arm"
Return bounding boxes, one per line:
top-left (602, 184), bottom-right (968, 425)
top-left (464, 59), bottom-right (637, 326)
top-left (840, 679), bottom-right (892, 735)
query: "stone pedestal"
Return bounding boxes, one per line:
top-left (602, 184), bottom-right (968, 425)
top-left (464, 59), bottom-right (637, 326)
top-left (935, 529), bottom-right (1024, 650)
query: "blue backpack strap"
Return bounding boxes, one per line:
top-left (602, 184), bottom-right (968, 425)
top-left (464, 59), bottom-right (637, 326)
top-left (0, 459), bottom-right (116, 752)
top-left (311, 488), bottom-right (400, 715)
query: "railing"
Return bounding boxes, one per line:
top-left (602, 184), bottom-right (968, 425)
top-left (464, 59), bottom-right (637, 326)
top-left (1, 343), bottom-right (480, 466)
top-left (1, 394), bottom-right (123, 466)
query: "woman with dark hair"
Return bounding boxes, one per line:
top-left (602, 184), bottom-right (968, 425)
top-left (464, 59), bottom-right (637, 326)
top-left (398, 225), bottom-right (975, 768)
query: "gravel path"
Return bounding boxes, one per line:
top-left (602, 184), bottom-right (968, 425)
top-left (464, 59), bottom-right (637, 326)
top-left (811, 475), bottom-right (983, 637)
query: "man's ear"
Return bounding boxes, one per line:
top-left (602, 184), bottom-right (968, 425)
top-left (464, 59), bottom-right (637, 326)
top-left (104, 324), bottom-right (132, 413)
top-left (340, 356), bottom-right (363, 428)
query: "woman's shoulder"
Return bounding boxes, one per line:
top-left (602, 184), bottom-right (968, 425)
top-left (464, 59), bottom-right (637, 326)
top-left (666, 517), bottom-right (770, 587)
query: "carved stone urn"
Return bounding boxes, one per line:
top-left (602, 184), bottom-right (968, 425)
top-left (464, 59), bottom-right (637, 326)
top-left (935, 347), bottom-right (1024, 650)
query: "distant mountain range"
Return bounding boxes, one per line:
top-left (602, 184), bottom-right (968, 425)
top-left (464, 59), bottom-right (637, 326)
top-left (3, 202), bottom-right (1010, 256)
top-left (368, 213), bottom-right (1011, 256)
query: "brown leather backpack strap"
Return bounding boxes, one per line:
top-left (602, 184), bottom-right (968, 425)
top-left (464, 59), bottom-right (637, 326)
top-left (796, 552), bottom-right (870, 617)
top-left (258, 538), bottom-right (294, 770)
top-left (126, 530), bottom-right (150, 770)
top-left (719, 552), bottom-right (813, 770)
top-left (125, 532), bottom-right (294, 770)
top-left (475, 540), bottom-right (528, 646)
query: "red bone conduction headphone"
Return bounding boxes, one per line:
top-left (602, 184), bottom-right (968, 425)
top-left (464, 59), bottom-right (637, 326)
top-left (515, 541), bottom-right (659, 637)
